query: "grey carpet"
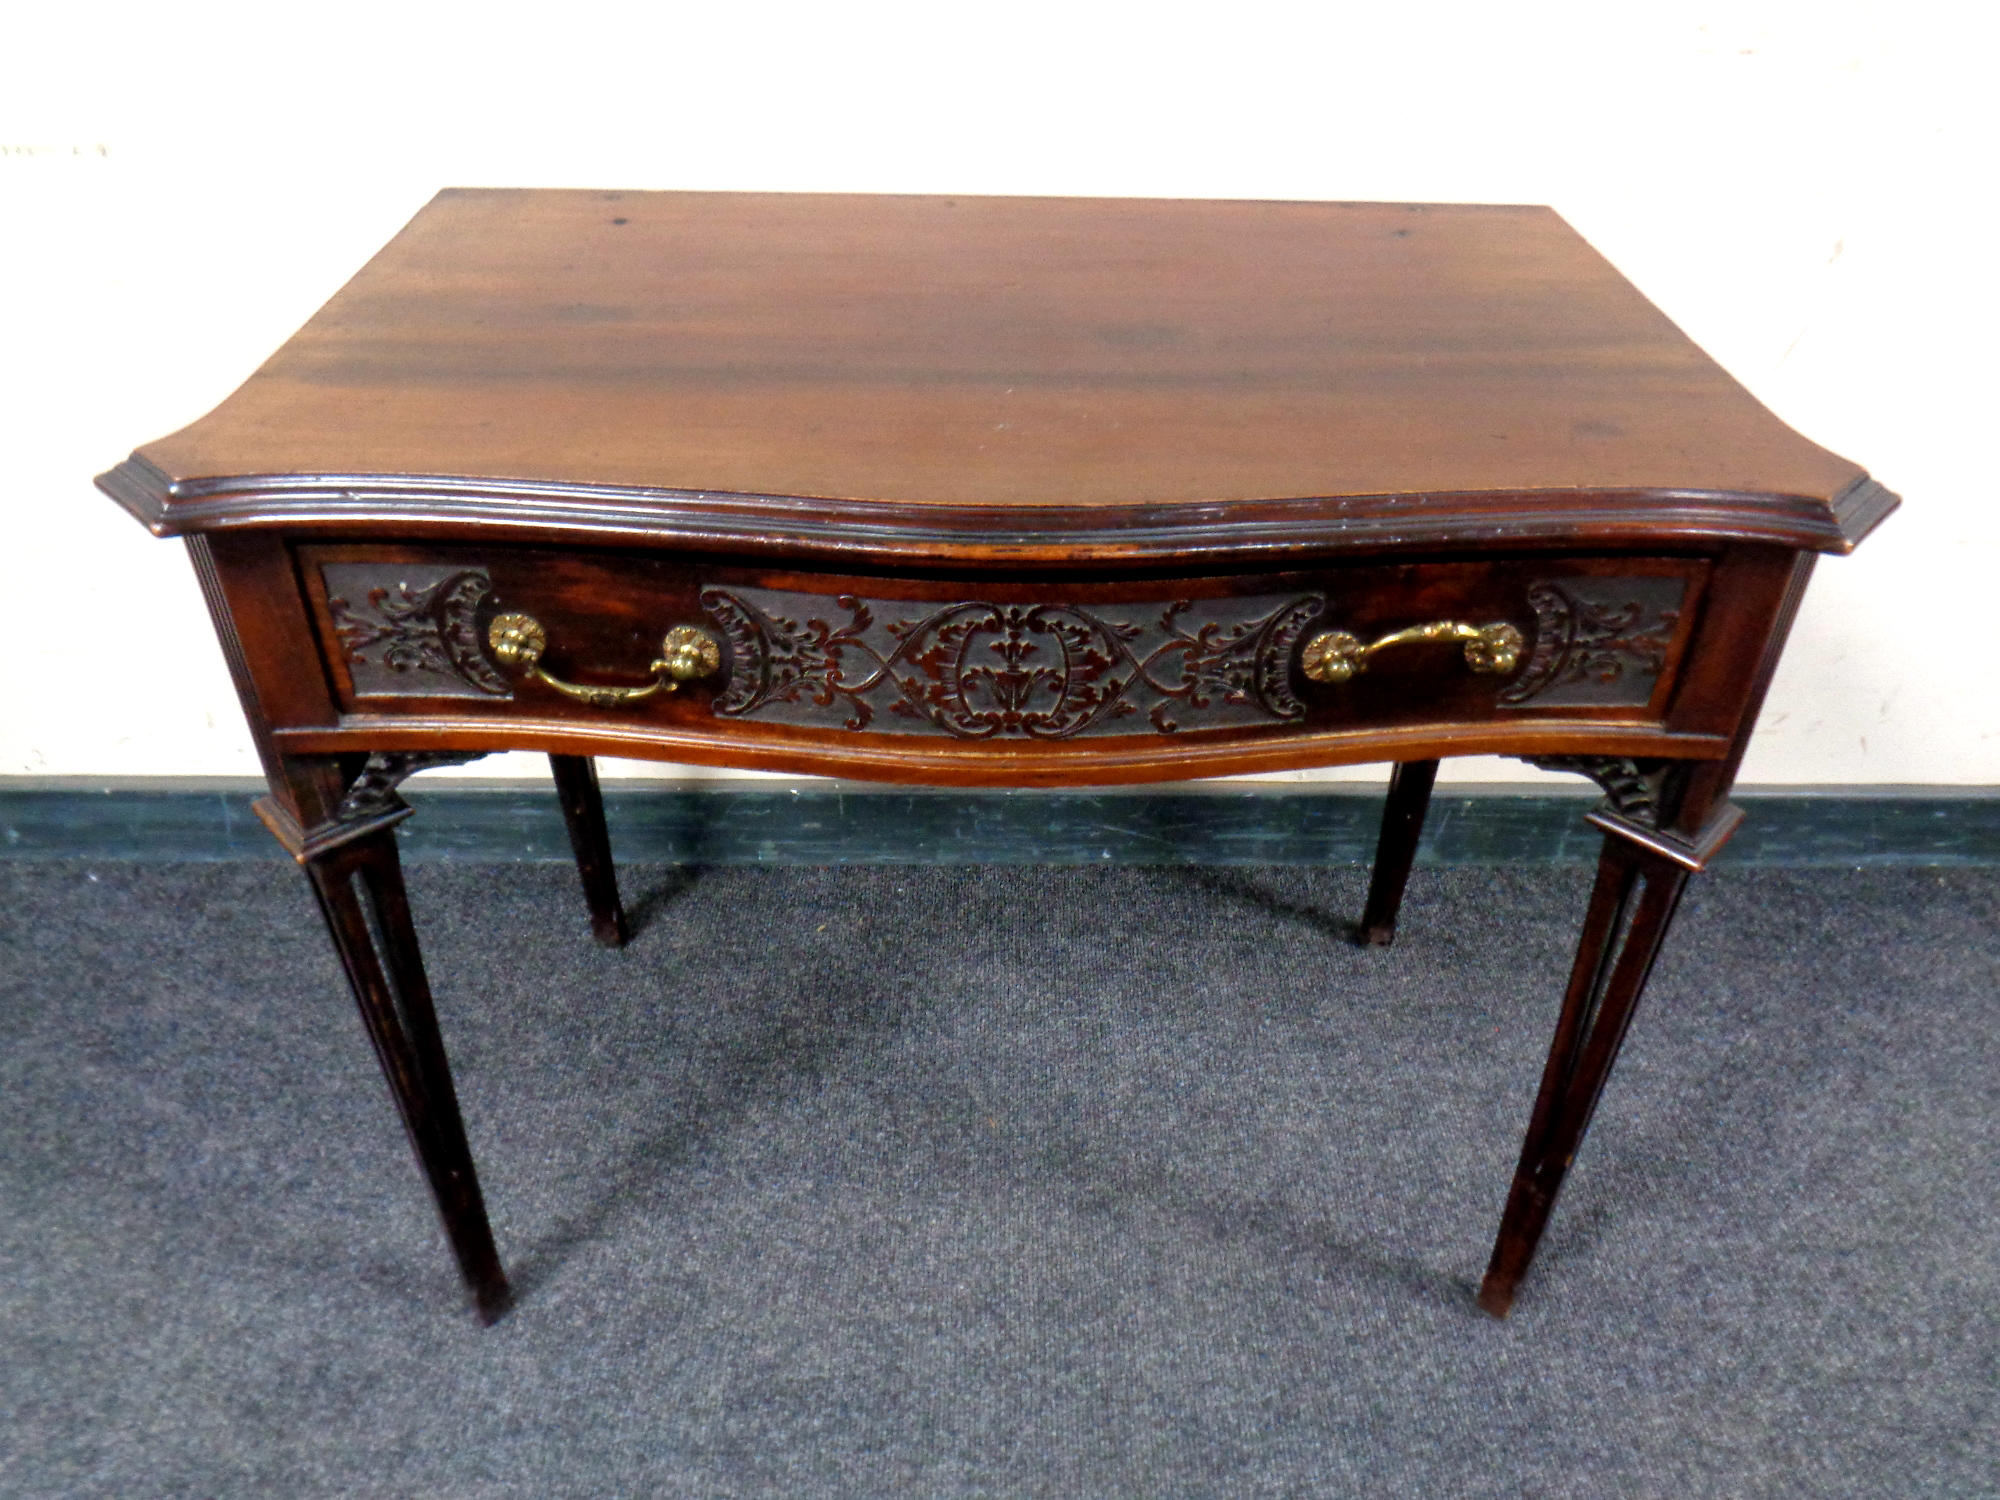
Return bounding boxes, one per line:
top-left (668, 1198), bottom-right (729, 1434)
top-left (1, 862), bottom-right (1994, 1498)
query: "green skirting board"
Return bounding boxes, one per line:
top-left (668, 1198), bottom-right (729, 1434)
top-left (2, 779), bottom-right (1995, 866)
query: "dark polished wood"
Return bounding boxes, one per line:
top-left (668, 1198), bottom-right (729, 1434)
top-left (273, 543), bottom-right (1730, 785)
top-left (548, 754), bottom-right (629, 947)
top-left (100, 191), bottom-right (1893, 1321)
top-left (301, 823), bottom-right (510, 1322)
top-left (1359, 759), bottom-right (1439, 946)
top-left (100, 192), bottom-right (1890, 566)
top-left (1478, 828), bottom-right (1693, 1317)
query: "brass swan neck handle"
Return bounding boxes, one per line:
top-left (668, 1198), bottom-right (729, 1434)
top-left (487, 612), bottom-right (722, 707)
top-left (1301, 620), bottom-right (1524, 684)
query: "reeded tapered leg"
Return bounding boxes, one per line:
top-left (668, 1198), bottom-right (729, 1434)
top-left (1358, 758), bottom-right (1439, 946)
top-left (549, 753), bottom-right (629, 947)
top-left (299, 820), bottom-right (511, 1323)
top-left (1476, 833), bottom-right (1691, 1317)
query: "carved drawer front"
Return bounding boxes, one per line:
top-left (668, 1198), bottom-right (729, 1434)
top-left (303, 547), bottom-right (1708, 744)
top-left (702, 586), bottom-right (1321, 738)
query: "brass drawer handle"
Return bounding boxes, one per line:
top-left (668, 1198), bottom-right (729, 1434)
top-left (1302, 620), bottom-right (1524, 684)
top-left (487, 612), bottom-right (722, 707)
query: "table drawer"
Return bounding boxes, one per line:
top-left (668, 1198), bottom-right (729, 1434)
top-left (302, 545), bottom-right (1708, 750)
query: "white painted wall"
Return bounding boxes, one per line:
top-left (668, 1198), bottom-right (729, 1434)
top-left (4, 1), bottom-right (1993, 785)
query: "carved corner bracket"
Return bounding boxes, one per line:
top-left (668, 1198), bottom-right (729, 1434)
top-left (1523, 754), bottom-right (1741, 871)
top-left (257, 751), bottom-right (489, 864)
top-left (338, 751), bottom-right (489, 824)
top-left (1523, 755), bottom-right (1675, 826)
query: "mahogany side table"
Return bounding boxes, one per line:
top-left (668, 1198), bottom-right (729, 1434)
top-left (98, 190), bottom-right (1895, 1322)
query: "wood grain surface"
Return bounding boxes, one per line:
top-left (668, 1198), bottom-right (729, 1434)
top-left (104, 191), bottom-right (1889, 558)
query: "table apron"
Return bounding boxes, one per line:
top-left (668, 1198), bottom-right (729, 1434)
top-left (270, 719), bottom-right (1731, 787)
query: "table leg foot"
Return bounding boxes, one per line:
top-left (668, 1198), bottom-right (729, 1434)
top-left (1479, 831), bottom-right (1691, 1313)
top-left (1474, 1274), bottom-right (1518, 1319)
top-left (302, 824), bottom-right (512, 1320)
top-left (473, 1277), bottom-right (514, 1325)
top-left (1357, 758), bottom-right (1438, 946)
top-left (549, 753), bottom-right (629, 947)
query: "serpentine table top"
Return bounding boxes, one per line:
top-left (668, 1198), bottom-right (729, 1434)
top-left (103, 189), bottom-right (1886, 561)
